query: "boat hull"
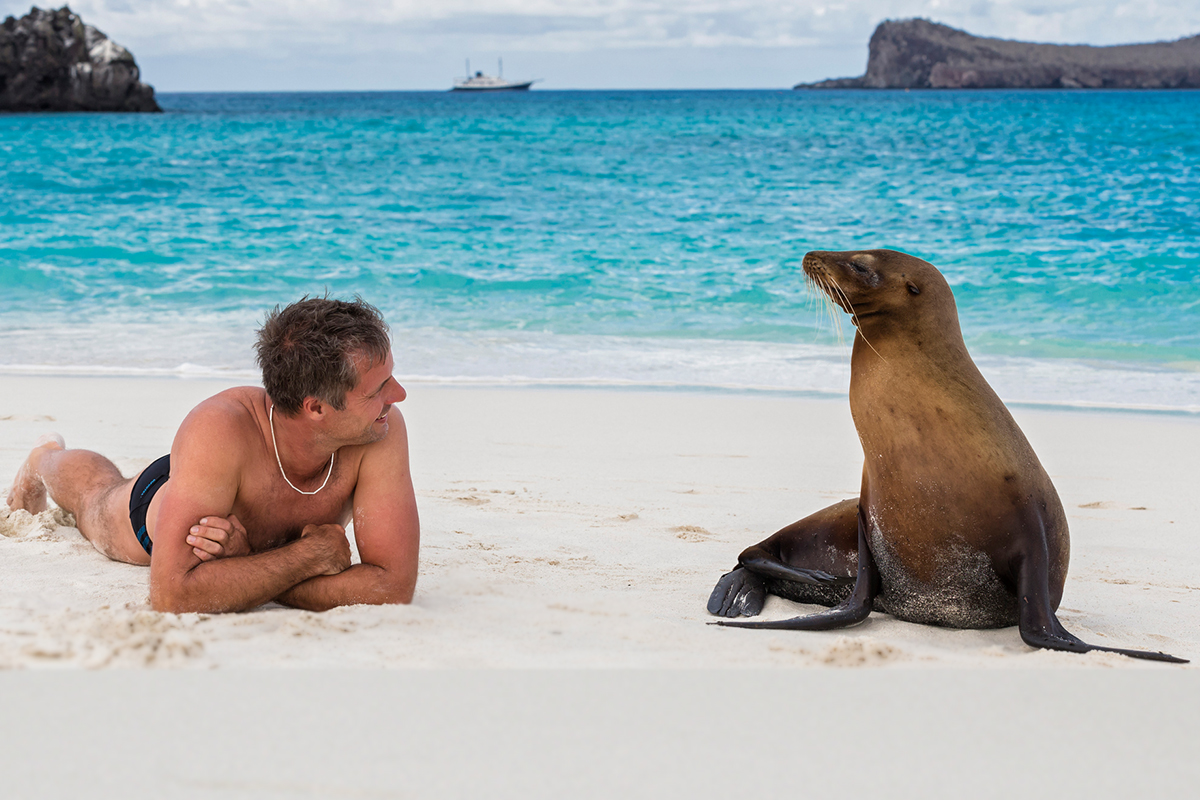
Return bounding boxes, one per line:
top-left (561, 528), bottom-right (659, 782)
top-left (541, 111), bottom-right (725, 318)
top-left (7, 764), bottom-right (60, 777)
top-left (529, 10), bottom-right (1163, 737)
top-left (451, 82), bottom-right (534, 92)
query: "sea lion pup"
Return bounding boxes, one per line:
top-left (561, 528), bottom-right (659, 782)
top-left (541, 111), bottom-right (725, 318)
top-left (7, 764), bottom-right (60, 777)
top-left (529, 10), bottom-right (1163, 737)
top-left (707, 249), bottom-right (1186, 663)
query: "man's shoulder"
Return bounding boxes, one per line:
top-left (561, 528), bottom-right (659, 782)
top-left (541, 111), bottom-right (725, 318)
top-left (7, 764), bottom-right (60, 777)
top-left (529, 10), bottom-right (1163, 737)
top-left (353, 406), bottom-right (411, 468)
top-left (178, 387), bottom-right (265, 442)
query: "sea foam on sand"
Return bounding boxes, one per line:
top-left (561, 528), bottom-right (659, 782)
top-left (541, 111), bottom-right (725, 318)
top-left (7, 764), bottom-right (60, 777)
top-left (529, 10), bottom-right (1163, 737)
top-left (0, 373), bottom-right (1196, 669)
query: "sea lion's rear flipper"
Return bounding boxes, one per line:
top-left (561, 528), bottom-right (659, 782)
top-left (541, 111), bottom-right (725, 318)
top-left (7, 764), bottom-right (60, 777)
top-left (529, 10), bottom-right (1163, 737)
top-left (713, 511), bottom-right (879, 631)
top-left (1017, 548), bottom-right (1188, 664)
top-left (707, 567), bottom-right (768, 618)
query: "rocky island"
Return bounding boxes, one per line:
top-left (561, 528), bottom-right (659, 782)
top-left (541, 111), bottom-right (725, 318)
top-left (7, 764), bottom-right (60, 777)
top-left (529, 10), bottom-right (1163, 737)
top-left (798, 18), bottom-right (1200, 89)
top-left (1, 5), bottom-right (159, 112)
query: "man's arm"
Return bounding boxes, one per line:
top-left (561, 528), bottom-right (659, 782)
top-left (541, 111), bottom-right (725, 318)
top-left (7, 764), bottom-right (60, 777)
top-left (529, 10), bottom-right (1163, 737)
top-left (275, 407), bottom-right (420, 611)
top-left (148, 400), bottom-right (349, 613)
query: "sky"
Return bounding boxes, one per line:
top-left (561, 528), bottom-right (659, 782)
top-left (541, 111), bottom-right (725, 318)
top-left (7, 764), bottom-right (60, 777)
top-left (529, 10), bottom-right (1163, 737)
top-left (4, 0), bottom-right (1199, 91)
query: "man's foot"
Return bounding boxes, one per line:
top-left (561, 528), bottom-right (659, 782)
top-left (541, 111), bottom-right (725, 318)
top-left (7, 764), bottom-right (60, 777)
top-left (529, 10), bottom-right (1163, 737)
top-left (6, 434), bottom-right (66, 513)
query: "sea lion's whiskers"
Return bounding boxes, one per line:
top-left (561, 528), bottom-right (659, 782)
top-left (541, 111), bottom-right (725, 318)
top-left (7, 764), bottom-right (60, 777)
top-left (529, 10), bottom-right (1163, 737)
top-left (802, 271), bottom-right (827, 330)
top-left (807, 271), bottom-right (846, 348)
top-left (824, 273), bottom-right (887, 363)
top-left (821, 276), bottom-right (848, 349)
top-left (802, 272), bottom-right (825, 328)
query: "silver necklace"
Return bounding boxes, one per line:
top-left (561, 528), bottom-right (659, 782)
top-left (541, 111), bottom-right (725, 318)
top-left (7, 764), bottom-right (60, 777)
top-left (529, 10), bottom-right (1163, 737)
top-left (269, 404), bottom-right (334, 496)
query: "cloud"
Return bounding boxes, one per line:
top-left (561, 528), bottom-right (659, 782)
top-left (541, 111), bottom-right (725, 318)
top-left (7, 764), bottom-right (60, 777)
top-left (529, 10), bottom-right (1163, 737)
top-left (4, 0), bottom-right (1196, 88)
top-left (4, 0), bottom-right (841, 54)
top-left (9, 0), bottom-right (1196, 55)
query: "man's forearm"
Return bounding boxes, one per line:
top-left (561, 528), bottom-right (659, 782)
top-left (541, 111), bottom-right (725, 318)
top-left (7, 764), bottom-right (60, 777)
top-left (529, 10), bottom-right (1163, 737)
top-left (275, 563), bottom-right (415, 612)
top-left (151, 538), bottom-right (327, 613)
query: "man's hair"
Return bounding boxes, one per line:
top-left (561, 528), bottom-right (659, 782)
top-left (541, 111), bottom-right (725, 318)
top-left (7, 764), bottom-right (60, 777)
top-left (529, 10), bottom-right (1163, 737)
top-left (255, 297), bottom-right (391, 415)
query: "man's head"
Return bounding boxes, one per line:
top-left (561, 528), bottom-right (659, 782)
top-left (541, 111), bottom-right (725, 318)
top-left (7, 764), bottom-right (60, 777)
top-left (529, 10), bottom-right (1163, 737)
top-left (255, 297), bottom-right (392, 416)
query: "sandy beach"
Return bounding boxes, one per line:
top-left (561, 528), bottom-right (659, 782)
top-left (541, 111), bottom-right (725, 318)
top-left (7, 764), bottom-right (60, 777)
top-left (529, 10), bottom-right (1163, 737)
top-left (4, 372), bottom-right (1199, 796)
top-left (2, 373), bottom-right (1196, 669)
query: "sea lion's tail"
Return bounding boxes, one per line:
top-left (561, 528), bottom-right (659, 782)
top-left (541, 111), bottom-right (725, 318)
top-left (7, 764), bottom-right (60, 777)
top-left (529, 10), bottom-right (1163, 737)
top-left (1017, 546), bottom-right (1188, 664)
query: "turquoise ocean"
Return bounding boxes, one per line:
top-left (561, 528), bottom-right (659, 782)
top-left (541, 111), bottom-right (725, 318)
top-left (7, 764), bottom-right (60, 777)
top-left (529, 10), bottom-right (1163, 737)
top-left (2, 90), bottom-right (1199, 411)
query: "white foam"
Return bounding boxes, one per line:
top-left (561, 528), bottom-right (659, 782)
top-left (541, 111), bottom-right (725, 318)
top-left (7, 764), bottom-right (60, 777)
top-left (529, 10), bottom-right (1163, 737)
top-left (2, 324), bottom-right (1199, 414)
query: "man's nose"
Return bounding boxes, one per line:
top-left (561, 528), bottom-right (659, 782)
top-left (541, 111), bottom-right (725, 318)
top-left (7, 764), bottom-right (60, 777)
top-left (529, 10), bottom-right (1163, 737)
top-left (389, 381), bottom-right (407, 403)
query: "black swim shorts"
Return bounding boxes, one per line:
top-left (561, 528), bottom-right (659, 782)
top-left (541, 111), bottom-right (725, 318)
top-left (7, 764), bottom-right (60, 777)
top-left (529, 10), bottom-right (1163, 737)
top-left (128, 455), bottom-right (169, 556)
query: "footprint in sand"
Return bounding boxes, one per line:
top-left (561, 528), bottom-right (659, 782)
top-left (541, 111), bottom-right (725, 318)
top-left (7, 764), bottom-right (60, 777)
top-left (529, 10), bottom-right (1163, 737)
top-left (672, 525), bottom-right (713, 542)
top-left (817, 636), bottom-right (904, 666)
top-left (18, 608), bottom-right (204, 668)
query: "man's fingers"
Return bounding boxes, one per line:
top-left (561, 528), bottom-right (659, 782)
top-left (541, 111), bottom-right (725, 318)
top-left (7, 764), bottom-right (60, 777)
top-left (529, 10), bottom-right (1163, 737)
top-left (193, 547), bottom-right (215, 561)
top-left (190, 524), bottom-right (228, 544)
top-left (187, 533), bottom-right (224, 555)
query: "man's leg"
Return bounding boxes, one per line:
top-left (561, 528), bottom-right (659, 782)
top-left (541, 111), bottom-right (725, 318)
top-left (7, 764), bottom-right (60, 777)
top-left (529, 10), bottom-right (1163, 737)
top-left (6, 435), bottom-right (148, 565)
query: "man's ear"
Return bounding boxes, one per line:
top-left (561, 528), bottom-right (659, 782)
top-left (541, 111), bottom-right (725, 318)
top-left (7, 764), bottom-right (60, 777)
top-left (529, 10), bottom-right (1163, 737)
top-left (300, 396), bottom-right (326, 419)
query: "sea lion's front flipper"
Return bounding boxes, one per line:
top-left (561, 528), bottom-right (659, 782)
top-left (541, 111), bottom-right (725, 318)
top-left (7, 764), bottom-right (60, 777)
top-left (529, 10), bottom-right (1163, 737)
top-left (713, 510), bottom-right (879, 631)
top-left (707, 567), bottom-right (768, 617)
top-left (737, 549), bottom-right (851, 586)
top-left (1017, 544), bottom-right (1188, 664)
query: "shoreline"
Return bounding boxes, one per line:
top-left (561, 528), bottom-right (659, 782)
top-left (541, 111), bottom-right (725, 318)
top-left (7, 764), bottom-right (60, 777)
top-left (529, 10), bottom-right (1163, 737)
top-left (1, 361), bottom-right (1199, 416)
top-left (2, 374), bottom-right (1196, 668)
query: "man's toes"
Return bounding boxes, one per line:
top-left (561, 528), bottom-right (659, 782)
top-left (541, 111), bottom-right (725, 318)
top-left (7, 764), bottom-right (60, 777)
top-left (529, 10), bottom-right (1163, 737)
top-left (6, 472), bottom-right (48, 513)
top-left (5, 437), bottom-right (60, 513)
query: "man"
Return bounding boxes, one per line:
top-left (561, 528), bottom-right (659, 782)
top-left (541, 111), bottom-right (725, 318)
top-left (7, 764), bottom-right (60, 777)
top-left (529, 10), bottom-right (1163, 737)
top-left (5, 297), bottom-right (419, 613)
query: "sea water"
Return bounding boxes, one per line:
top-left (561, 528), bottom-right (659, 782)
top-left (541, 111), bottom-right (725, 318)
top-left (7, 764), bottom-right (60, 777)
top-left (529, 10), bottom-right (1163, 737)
top-left (1, 90), bottom-right (1198, 411)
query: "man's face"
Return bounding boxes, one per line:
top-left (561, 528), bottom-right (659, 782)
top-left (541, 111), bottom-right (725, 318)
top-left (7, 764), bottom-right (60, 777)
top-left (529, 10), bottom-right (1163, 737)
top-left (331, 349), bottom-right (406, 446)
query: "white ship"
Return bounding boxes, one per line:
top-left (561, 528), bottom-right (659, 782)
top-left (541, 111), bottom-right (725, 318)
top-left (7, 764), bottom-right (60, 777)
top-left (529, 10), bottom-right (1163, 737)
top-left (452, 59), bottom-right (537, 91)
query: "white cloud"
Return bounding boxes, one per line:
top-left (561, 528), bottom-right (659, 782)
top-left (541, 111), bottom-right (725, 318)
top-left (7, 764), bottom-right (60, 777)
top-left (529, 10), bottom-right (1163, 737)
top-left (11, 0), bottom-right (1197, 52)
top-left (3, 0), bottom-right (1196, 88)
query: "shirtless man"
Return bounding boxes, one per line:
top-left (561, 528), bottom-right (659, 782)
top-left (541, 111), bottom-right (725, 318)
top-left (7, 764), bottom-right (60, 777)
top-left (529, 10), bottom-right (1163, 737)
top-left (5, 297), bottom-right (418, 613)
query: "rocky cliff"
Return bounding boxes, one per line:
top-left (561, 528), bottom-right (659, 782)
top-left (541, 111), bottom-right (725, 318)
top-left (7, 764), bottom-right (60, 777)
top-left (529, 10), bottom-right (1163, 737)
top-left (1, 5), bottom-right (159, 112)
top-left (797, 19), bottom-right (1200, 89)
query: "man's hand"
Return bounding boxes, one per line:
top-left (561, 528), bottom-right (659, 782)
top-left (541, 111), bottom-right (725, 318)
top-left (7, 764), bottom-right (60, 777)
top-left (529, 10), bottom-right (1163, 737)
top-left (300, 523), bottom-right (352, 576)
top-left (187, 514), bottom-right (251, 561)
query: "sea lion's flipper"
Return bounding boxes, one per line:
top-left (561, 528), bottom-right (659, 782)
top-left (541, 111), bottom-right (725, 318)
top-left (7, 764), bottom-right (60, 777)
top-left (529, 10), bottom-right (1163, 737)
top-left (738, 549), bottom-right (851, 586)
top-left (1016, 545), bottom-right (1188, 664)
top-left (707, 567), bottom-right (768, 618)
top-left (713, 510), bottom-right (879, 631)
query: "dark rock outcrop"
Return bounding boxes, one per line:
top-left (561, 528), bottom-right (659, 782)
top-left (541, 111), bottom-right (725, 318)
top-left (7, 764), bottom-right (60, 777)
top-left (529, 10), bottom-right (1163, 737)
top-left (797, 19), bottom-right (1200, 89)
top-left (0, 5), bottom-right (160, 112)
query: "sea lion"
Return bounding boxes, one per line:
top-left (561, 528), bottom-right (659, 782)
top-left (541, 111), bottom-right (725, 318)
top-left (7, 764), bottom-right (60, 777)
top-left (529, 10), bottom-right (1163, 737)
top-left (708, 249), bottom-right (1185, 663)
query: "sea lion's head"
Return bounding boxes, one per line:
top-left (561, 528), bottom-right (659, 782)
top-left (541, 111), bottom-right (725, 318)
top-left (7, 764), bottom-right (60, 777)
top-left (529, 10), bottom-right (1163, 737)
top-left (801, 249), bottom-right (955, 329)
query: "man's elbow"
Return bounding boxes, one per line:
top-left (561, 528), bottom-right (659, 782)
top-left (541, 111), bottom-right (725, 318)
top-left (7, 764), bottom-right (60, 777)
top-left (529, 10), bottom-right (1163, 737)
top-left (150, 575), bottom-right (231, 614)
top-left (150, 585), bottom-right (190, 613)
top-left (150, 585), bottom-right (205, 614)
top-left (367, 569), bottom-right (416, 605)
top-left (377, 581), bottom-right (415, 606)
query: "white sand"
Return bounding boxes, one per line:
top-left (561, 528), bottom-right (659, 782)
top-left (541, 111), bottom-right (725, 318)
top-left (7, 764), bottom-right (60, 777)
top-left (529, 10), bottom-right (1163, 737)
top-left (1, 373), bottom-right (1197, 668)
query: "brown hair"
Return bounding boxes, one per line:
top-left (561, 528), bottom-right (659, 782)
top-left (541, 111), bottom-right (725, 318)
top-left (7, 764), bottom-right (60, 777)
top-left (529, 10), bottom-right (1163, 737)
top-left (255, 297), bottom-right (391, 415)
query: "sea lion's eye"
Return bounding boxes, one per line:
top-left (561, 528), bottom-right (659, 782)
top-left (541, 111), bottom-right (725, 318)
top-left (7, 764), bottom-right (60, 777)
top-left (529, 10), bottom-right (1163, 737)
top-left (849, 260), bottom-right (870, 274)
top-left (907, 282), bottom-right (921, 295)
